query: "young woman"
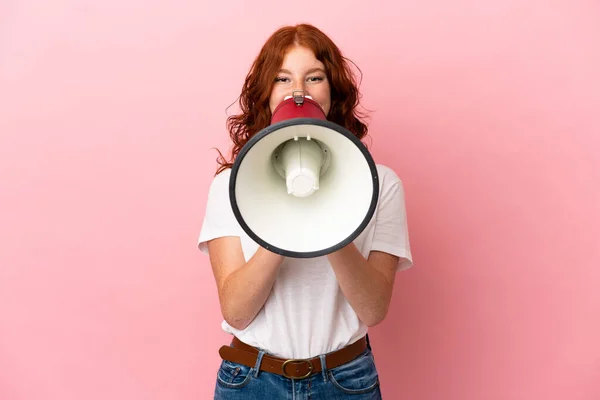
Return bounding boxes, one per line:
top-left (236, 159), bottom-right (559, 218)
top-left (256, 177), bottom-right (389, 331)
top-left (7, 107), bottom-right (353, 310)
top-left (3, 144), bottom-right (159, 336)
top-left (198, 23), bottom-right (413, 399)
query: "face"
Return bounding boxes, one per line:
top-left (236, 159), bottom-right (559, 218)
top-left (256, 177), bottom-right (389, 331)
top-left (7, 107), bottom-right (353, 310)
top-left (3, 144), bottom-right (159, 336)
top-left (269, 45), bottom-right (331, 116)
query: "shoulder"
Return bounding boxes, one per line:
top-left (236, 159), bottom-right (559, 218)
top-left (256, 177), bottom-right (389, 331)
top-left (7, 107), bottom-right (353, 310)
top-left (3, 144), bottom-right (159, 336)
top-left (204, 168), bottom-right (234, 211)
top-left (374, 164), bottom-right (408, 207)
top-left (375, 164), bottom-right (402, 189)
top-left (207, 168), bottom-right (232, 196)
top-left (201, 168), bottom-right (237, 227)
top-left (211, 168), bottom-right (232, 186)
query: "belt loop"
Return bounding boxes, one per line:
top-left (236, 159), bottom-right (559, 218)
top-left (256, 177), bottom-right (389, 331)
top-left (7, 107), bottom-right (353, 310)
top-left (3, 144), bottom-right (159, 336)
top-left (253, 350), bottom-right (265, 378)
top-left (366, 334), bottom-right (372, 351)
top-left (319, 354), bottom-right (328, 382)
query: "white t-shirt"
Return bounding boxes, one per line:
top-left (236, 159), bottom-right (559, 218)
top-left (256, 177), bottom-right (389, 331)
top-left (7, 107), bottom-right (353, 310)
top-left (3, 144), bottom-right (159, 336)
top-left (197, 164), bottom-right (413, 359)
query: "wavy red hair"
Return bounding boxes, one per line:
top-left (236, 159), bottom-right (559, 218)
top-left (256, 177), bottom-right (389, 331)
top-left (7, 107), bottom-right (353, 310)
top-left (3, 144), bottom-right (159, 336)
top-left (215, 24), bottom-right (369, 174)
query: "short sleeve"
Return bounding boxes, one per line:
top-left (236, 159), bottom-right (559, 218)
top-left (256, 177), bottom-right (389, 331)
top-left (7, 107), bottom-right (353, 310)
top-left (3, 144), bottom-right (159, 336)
top-left (371, 168), bottom-right (413, 271)
top-left (197, 169), bottom-right (241, 254)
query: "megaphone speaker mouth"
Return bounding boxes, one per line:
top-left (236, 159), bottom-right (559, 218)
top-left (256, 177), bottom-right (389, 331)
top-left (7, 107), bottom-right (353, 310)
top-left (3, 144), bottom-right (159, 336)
top-left (229, 97), bottom-right (379, 258)
top-left (272, 135), bottom-right (331, 198)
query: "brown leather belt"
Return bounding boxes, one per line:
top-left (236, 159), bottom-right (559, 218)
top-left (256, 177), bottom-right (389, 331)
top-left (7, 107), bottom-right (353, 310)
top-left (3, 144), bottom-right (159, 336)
top-left (218, 336), bottom-right (368, 380)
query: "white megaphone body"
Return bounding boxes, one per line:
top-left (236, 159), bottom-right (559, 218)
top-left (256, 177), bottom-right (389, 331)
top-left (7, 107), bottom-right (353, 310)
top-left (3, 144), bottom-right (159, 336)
top-left (229, 91), bottom-right (379, 258)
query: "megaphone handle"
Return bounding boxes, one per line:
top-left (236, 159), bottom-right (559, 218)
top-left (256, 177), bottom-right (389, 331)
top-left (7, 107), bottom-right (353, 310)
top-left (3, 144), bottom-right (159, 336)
top-left (292, 90), bottom-right (305, 106)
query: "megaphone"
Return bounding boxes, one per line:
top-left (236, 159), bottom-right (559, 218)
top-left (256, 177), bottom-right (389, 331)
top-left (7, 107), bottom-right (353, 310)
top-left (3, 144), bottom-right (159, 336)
top-left (229, 90), bottom-right (379, 258)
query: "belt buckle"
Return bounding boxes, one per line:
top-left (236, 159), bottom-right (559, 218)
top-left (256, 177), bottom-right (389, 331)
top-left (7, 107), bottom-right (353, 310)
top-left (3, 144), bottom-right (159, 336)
top-left (281, 358), bottom-right (313, 379)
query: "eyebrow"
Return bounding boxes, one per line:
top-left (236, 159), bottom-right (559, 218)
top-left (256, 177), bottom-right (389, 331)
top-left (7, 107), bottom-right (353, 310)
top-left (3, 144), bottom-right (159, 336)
top-left (278, 67), bottom-right (326, 75)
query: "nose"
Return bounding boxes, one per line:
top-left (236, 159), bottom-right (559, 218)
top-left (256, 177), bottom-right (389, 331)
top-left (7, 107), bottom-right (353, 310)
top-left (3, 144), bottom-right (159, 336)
top-left (290, 83), bottom-right (310, 100)
top-left (292, 79), bottom-right (309, 94)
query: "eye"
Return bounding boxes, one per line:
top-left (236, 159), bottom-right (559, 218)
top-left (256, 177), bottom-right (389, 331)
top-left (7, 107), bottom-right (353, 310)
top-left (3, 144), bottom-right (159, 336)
top-left (307, 76), bottom-right (324, 83)
top-left (274, 76), bottom-right (290, 83)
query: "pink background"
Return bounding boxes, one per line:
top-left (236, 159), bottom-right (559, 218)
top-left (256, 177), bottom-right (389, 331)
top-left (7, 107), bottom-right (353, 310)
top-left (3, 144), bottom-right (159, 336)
top-left (1, 1), bottom-right (599, 399)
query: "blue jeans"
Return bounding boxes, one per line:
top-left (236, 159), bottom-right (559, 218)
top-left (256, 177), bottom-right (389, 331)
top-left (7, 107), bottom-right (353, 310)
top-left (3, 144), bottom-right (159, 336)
top-left (213, 338), bottom-right (382, 399)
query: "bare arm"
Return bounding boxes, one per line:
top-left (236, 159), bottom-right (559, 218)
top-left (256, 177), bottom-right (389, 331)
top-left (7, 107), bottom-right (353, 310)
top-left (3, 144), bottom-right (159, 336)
top-left (327, 243), bottom-right (400, 327)
top-left (207, 237), bottom-right (284, 330)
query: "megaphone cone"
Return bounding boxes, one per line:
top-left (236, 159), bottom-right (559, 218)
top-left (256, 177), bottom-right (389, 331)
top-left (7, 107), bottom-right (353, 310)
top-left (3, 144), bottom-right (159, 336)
top-left (229, 92), bottom-right (379, 258)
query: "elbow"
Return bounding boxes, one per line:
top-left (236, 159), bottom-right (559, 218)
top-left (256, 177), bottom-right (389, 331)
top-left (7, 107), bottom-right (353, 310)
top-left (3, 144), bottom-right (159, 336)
top-left (364, 314), bottom-right (386, 327)
top-left (219, 295), bottom-right (251, 330)
top-left (362, 305), bottom-right (390, 327)
top-left (222, 307), bottom-right (252, 330)
top-left (361, 312), bottom-right (387, 328)
top-left (224, 314), bottom-right (252, 330)
top-left (226, 318), bottom-right (251, 330)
